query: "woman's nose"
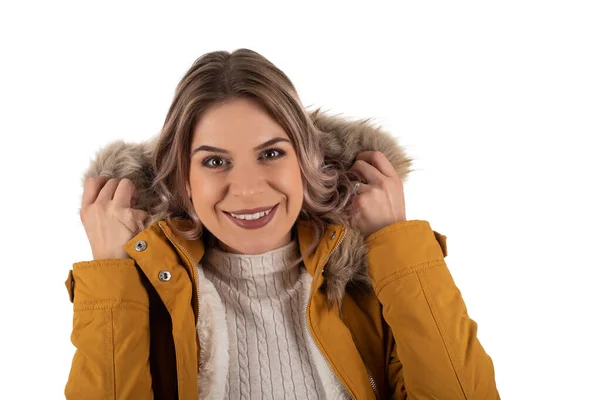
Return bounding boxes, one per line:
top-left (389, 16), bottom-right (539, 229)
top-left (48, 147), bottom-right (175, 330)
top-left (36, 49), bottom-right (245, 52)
top-left (227, 165), bottom-right (265, 197)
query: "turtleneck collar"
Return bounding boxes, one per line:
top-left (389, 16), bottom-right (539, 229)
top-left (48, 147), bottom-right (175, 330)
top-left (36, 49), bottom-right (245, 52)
top-left (203, 239), bottom-right (300, 280)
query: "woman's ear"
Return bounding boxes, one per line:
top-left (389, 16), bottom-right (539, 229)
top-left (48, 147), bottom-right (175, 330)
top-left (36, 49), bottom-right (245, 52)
top-left (185, 184), bottom-right (193, 205)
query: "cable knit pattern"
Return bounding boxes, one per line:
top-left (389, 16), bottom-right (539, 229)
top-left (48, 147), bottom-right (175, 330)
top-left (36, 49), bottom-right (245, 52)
top-left (234, 276), bottom-right (252, 399)
top-left (264, 260), bottom-right (296, 399)
top-left (244, 267), bottom-right (273, 397)
top-left (203, 240), bottom-right (327, 399)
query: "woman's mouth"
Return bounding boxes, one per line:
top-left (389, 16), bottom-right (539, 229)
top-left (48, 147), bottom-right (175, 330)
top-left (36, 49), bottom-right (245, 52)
top-left (224, 204), bottom-right (279, 230)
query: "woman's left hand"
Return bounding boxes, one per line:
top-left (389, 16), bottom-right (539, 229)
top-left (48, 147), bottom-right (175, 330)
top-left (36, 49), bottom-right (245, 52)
top-left (348, 151), bottom-right (407, 237)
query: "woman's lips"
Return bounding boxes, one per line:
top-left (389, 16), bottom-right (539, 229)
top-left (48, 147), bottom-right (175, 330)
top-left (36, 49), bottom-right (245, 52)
top-left (223, 204), bottom-right (279, 230)
top-left (226, 205), bottom-right (275, 215)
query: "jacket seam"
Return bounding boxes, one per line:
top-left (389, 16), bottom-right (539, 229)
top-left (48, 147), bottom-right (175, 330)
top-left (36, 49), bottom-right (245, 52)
top-left (109, 308), bottom-right (116, 400)
top-left (104, 309), bottom-right (111, 399)
top-left (175, 337), bottom-right (183, 398)
top-left (416, 271), bottom-right (468, 399)
top-left (74, 302), bottom-right (149, 312)
top-left (373, 259), bottom-right (444, 296)
top-left (75, 298), bottom-right (148, 306)
top-left (365, 221), bottom-right (424, 244)
top-left (73, 261), bottom-right (136, 269)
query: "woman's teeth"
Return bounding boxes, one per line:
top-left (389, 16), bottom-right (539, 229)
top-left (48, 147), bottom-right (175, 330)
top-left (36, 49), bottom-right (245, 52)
top-left (230, 208), bottom-right (272, 220)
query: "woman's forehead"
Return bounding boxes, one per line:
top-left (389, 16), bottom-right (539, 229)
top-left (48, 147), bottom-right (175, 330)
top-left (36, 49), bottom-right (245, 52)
top-left (192, 100), bottom-right (291, 150)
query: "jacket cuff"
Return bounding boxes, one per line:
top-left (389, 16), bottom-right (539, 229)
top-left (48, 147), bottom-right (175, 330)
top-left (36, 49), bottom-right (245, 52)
top-left (66, 259), bottom-right (149, 308)
top-left (366, 220), bottom-right (447, 293)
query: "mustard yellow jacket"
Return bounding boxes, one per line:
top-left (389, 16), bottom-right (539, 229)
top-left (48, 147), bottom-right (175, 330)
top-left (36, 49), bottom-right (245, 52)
top-left (66, 109), bottom-right (499, 398)
top-left (64, 218), bottom-right (499, 399)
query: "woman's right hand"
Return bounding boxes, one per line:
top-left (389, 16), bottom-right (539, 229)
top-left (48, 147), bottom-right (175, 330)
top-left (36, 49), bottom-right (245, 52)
top-left (80, 177), bottom-right (150, 260)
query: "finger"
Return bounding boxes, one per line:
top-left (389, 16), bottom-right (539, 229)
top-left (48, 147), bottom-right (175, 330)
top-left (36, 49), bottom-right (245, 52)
top-left (349, 159), bottom-right (384, 185)
top-left (133, 209), bottom-right (149, 232)
top-left (131, 191), bottom-right (140, 207)
top-left (351, 181), bottom-right (370, 196)
top-left (356, 151), bottom-right (397, 179)
top-left (357, 181), bottom-right (370, 195)
top-left (113, 179), bottom-right (136, 208)
top-left (96, 178), bottom-right (121, 203)
top-left (81, 176), bottom-right (110, 207)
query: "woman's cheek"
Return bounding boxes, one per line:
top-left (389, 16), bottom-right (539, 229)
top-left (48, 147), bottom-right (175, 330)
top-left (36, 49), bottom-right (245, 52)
top-left (277, 160), bottom-right (303, 201)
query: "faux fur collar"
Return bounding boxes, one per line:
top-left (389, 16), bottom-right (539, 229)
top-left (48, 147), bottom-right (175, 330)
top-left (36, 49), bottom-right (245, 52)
top-left (82, 109), bottom-right (411, 304)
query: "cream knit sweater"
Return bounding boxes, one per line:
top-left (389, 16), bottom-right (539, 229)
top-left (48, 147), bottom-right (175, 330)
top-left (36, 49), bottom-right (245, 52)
top-left (201, 240), bottom-right (329, 399)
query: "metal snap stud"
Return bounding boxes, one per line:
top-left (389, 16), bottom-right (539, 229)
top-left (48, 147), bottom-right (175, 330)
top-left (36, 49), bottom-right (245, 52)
top-left (330, 231), bottom-right (336, 239)
top-left (134, 240), bottom-right (147, 251)
top-left (158, 270), bottom-right (171, 282)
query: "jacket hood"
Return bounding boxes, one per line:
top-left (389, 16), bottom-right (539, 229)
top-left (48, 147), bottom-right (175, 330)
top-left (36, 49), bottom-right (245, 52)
top-left (82, 108), bottom-right (412, 304)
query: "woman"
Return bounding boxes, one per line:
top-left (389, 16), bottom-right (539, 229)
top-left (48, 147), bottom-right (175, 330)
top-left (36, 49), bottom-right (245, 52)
top-left (65, 49), bottom-right (499, 399)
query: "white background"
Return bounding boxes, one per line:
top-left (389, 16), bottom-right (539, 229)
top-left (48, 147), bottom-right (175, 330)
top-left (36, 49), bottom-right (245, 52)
top-left (1, 1), bottom-right (599, 398)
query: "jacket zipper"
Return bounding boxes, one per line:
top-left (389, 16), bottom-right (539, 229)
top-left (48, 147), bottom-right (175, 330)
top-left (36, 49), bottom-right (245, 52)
top-left (305, 226), bottom-right (353, 398)
top-left (366, 366), bottom-right (380, 400)
top-left (347, 330), bottom-right (380, 400)
top-left (304, 226), bottom-right (380, 400)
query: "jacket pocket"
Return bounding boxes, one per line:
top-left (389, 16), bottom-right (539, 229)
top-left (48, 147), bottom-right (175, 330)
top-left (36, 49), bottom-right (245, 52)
top-left (64, 259), bottom-right (154, 399)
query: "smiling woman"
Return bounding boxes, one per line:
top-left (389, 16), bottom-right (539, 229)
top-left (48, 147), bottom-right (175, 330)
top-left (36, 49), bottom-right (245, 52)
top-left (65, 48), bottom-right (499, 399)
top-left (148, 50), bottom-right (360, 263)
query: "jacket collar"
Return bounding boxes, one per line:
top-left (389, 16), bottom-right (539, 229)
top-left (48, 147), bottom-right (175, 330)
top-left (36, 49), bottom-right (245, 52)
top-left (133, 218), bottom-right (376, 399)
top-left (160, 218), bottom-right (346, 279)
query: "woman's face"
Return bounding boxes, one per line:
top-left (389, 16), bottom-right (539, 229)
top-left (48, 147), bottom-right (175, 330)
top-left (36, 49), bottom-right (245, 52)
top-left (187, 97), bottom-right (304, 255)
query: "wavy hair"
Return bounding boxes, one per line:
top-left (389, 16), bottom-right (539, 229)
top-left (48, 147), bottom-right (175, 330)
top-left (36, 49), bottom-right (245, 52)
top-left (148, 49), bottom-right (357, 262)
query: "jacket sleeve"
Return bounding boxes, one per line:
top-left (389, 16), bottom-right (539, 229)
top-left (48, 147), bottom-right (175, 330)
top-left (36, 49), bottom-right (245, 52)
top-left (366, 220), bottom-right (499, 399)
top-left (64, 258), bottom-right (153, 399)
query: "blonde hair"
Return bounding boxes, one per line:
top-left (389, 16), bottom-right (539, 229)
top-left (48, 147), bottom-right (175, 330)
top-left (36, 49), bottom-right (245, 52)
top-left (149, 49), bottom-right (356, 260)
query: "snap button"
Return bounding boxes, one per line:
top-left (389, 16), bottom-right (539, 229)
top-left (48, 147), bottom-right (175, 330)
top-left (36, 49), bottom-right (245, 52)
top-left (330, 231), bottom-right (336, 239)
top-left (158, 270), bottom-right (171, 282)
top-left (134, 240), bottom-right (147, 252)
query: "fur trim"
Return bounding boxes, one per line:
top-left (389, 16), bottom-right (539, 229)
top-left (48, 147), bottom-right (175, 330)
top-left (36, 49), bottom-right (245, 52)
top-left (196, 265), bottom-right (229, 399)
top-left (82, 109), bottom-right (411, 304)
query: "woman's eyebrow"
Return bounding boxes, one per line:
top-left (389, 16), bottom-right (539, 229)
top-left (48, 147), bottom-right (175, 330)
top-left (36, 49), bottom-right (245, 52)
top-left (191, 137), bottom-right (291, 156)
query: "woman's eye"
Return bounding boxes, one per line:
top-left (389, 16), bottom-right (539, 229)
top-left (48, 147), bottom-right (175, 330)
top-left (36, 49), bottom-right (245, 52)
top-left (203, 157), bottom-right (227, 168)
top-left (262, 148), bottom-right (285, 159)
